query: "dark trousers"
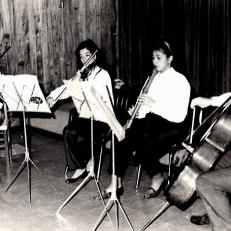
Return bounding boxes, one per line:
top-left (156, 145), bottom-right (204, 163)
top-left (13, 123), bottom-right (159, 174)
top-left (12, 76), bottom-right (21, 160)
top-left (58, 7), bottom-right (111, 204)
top-left (196, 151), bottom-right (231, 231)
top-left (108, 113), bottom-right (187, 178)
top-left (63, 117), bottom-right (109, 170)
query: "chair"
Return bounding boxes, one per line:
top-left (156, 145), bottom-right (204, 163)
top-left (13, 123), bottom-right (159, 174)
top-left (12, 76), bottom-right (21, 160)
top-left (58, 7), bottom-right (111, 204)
top-left (0, 99), bottom-right (12, 176)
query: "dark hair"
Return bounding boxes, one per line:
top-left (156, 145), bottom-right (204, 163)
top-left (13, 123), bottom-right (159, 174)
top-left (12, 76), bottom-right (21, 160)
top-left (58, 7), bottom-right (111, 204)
top-left (152, 40), bottom-right (173, 58)
top-left (75, 39), bottom-right (99, 57)
top-left (75, 39), bottom-right (100, 68)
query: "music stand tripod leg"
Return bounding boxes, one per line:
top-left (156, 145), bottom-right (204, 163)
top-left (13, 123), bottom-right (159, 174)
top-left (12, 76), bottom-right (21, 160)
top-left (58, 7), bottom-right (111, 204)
top-left (5, 157), bottom-right (27, 192)
top-left (5, 110), bottom-right (33, 203)
top-left (57, 172), bottom-right (92, 213)
top-left (139, 202), bottom-right (170, 231)
top-left (92, 133), bottom-right (134, 231)
top-left (5, 109), bottom-right (56, 205)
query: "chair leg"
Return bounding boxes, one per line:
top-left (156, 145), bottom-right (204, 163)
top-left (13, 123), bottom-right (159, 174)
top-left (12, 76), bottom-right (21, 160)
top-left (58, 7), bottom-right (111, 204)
top-left (135, 164), bottom-right (142, 191)
top-left (167, 153), bottom-right (173, 186)
top-left (4, 129), bottom-right (12, 177)
top-left (7, 129), bottom-right (12, 162)
top-left (64, 166), bottom-right (69, 180)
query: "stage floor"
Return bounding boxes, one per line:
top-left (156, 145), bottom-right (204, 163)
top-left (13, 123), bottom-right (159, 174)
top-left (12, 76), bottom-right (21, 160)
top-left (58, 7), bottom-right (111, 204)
top-left (0, 129), bottom-right (211, 231)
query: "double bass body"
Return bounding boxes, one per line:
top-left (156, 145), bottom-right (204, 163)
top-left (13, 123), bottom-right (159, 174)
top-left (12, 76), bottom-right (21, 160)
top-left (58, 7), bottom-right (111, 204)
top-left (166, 110), bottom-right (231, 209)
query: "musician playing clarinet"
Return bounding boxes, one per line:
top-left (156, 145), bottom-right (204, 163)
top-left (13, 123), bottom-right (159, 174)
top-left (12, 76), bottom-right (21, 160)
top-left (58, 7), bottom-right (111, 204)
top-left (47, 39), bottom-right (114, 183)
top-left (95, 39), bottom-right (191, 200)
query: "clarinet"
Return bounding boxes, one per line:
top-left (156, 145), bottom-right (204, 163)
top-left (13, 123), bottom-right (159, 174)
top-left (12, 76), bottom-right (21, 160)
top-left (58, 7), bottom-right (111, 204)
top-left (125, 69), bottom-right (157, 129)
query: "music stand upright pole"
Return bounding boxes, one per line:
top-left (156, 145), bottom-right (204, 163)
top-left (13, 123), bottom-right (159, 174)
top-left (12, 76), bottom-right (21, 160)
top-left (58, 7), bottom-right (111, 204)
top-left (92, 132), bottom-right (134, 231)
top-left (5, 108), bottom-right (44, 205)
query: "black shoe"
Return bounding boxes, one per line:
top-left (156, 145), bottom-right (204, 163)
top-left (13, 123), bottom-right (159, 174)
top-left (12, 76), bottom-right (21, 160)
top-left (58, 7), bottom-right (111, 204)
top-left (65, 170), bottom-right (88, 184)
top-left (190, 214), bottom-right (210, 225)
top-left (144, 179), bottom-right (166, 199)
top-left (93, 187), bottom-right (124, 200)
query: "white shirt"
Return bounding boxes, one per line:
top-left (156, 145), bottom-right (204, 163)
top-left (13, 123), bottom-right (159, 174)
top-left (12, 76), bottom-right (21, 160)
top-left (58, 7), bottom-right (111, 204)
top-left (49, 66), bottom-right (114, 122)
top-left (137, 67), bottom-right (191, 123)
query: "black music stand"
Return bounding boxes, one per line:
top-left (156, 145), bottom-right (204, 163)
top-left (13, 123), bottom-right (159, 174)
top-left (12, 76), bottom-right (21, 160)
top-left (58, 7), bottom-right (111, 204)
top-left (0, 74), bottom-right (52, 205)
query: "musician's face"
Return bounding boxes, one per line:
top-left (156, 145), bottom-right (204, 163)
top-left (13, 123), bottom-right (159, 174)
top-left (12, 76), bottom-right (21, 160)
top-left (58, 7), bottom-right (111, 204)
top-left (79, 48), bottom-right (96, 65)
top-left (152, 50), bottom-right (173, 73)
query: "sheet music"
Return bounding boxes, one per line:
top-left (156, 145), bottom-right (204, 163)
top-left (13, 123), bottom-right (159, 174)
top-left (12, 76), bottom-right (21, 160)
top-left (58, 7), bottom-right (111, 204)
top-left (0, 74), bottom-right (51, 113)
top-left (90, 86), bottom-right (125, 141)
top-left (63, 79), bottom-right (125, 141)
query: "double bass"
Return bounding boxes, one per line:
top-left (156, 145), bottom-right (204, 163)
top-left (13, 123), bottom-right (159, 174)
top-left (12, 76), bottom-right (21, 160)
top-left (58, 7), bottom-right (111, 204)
top-left (140, 95), bottom-right (231, 231)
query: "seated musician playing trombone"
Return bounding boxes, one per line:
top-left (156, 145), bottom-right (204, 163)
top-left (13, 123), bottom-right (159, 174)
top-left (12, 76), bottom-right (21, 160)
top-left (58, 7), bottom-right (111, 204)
top-left (96, 39), bottom-right (191, 199)
top-left (47, 39), bottom-right (114, 183)
top-left (189, 93), bottom-right (231, 231)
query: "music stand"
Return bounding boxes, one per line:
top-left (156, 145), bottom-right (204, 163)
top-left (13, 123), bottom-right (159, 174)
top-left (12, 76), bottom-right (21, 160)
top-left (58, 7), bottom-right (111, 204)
top-left (57, 81), bottom-right (133, 230)
top-left (0, 74), bottom-right (51, 205)
top-left (57, 80), bottom-right (113, 223)
top-left (87, 86), bottom-right (134, 231)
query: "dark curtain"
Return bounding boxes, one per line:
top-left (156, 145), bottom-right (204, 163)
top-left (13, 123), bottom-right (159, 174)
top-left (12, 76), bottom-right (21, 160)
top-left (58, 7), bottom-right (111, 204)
top-left (118, 0), bottom-right (231, 97)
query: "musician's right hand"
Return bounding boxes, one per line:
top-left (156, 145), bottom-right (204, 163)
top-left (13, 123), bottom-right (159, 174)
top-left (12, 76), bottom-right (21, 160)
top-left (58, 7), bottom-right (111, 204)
top-left (46, 96), bottom-right (55, 108)
top-left (138, 94), bottom-right (155, 107)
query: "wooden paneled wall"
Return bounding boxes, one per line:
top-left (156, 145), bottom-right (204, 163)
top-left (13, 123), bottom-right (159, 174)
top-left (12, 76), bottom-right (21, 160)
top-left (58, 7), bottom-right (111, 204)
top-left (0, 0), bottom-right (117, 93)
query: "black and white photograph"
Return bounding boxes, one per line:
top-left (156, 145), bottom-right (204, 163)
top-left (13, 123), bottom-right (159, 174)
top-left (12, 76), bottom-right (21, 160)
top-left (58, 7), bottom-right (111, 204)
top-left (0, 1), bottom-right (230, 230)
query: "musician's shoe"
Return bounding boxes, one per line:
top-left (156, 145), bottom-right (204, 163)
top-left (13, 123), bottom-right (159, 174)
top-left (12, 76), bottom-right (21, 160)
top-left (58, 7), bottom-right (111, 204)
top-left (93, 186), bottom-right (124, 200)
top-left (65, 169), bottom-right (88, 184)
top-left (190, 214), bottom-right (210, 225)
top-left (144, 179), bottom-right (166, 199)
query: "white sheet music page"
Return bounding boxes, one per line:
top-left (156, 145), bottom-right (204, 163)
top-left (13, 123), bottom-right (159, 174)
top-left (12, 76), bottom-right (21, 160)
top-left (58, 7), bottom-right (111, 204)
top-left (63, 79), bottom-right (125, 141)
top-left (0, 74), bottom-right (51, 113)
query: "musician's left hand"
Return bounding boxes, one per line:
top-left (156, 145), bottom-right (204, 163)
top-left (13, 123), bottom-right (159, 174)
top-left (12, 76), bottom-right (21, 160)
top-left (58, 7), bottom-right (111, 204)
top-left (128, 105), bottom-right (135, 116)
top-left (138, 94), bottom-right (155, 107)
top-left (46, 96), bottom-right (55, 108)
top-left (173, 149), bottom-right (189, 167)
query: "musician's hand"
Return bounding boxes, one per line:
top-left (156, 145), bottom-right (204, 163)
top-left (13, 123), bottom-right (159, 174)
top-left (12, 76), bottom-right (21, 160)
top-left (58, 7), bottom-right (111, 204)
top-left (76, 70), bottom-right (81, 79)
top-left (173, 149), bottom-right (189, 167)
top-left (46, 96), bottom-right (55, 108)
top-left (138, 94), bottom-right (155, 107)
top-left (190, 97), bottom-right (212, 109)
top-left (128, 105), bottom-right (135, 116)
